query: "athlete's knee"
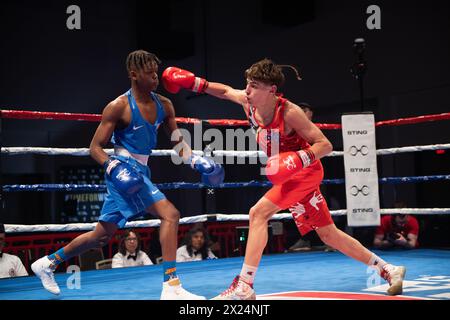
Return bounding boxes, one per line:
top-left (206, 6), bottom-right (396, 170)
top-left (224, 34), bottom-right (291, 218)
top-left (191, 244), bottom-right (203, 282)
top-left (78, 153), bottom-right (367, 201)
top-left (89, 231), bottom-right (113, 247)
top-left (97, 234), bottom-right (112, 247)
top-left (248, 205), bottom-right (259, 223)
top-left (98, 235), bottom-right (111, 247)
top-left (249, 205), bottom-right (272, 224)
top-left (161, 208), bottom-right (180, 224)
top-left (317, 226), bottom-right (338, 245)
top-left (319, 233), bottom-right (332, 245)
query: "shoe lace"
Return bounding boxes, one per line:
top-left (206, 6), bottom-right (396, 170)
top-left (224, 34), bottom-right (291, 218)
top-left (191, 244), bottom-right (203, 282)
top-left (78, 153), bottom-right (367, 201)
top-left (49, 272), bottom-right (56, 284)
top-left (381, 266), bottom-right (392, 284)
top-left (220, 276), bottom-right (241, 296)
top-left (48, 259), bottom-right (58, 272)
top-left (42, 268), bottom-right (56, 285)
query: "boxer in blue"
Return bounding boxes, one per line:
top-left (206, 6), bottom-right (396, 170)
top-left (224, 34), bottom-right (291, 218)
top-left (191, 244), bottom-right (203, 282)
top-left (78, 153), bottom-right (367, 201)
top-left (31, 50), bottom-right (223, 299)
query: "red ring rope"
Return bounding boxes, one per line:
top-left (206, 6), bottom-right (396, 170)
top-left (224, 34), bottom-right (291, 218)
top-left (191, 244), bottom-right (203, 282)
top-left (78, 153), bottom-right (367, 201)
top-left (1, 109), bottom-right (449, 129)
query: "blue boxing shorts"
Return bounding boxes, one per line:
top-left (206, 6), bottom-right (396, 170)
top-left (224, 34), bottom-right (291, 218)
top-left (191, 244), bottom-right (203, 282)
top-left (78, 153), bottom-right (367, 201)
top-left (99, 155), bottom-right (166, 228)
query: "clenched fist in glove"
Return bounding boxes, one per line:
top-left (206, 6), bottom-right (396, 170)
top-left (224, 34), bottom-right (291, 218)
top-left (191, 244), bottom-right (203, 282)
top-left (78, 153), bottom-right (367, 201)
top-left (162, 67), bottom-right (209, 94)
top-left (265, 149), bottom-right (316, 185)
top-left (104, 157), bottom-right (145, 195)
top-left (190, 155), bottom-right (224, 187)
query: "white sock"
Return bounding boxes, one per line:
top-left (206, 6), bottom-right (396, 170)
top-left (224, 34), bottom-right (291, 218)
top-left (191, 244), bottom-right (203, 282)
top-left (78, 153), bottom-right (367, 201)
top-left (239, 264), bottom-right (258, 284)
top-left (368, 253), bottom-right (394, 275)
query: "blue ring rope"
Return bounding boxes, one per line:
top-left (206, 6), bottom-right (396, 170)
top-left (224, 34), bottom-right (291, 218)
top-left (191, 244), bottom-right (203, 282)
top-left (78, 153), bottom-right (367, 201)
top-left (2, 175), bottom-right (449, 192)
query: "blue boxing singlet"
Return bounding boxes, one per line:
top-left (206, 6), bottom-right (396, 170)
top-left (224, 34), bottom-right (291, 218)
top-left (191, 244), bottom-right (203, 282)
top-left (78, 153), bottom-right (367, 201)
top-left (111, 89), bottom-right (166, 158)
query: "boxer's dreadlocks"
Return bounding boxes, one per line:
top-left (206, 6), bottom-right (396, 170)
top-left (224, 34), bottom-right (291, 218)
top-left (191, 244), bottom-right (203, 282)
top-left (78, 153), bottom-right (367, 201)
top-left (245, 58), bottom-right (301, 88)
top-left (126, 50), bottom-right (161, 74)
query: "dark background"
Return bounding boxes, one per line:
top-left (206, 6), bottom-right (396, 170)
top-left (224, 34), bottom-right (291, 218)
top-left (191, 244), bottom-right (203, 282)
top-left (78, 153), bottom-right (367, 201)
top-left (1, 0), bottom-right (449, 246)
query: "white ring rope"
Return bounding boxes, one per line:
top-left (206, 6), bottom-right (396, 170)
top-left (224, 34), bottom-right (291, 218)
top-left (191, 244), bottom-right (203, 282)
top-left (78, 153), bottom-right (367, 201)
top-left (5, 209), bottom-right (450, 233)
top-left (2, 143), bottom-right (450, 157)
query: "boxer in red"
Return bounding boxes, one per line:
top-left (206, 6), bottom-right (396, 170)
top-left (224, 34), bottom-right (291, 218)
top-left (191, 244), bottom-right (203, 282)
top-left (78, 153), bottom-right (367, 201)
top-left (162, 59), bottom-right (406, 298)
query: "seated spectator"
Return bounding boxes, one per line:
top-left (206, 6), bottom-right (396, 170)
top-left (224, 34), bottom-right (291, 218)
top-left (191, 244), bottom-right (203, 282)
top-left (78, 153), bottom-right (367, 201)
top-left (373, 202), bottom-right (419, 249)
top-left (191, 222), bottom-right (221, 257)
top-left (112, 229), bottom-right (153, 268)
top-left (176, 226), bottom-right (217, 262)
top-left (0, 223), bottom-right (28, 278)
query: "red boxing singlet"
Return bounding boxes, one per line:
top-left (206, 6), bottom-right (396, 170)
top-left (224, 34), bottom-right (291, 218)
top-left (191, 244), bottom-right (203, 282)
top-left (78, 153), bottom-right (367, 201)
top-left (247, 96), bottom-right (310, 157)
top-left (247, 96), bottom-right (334, 235)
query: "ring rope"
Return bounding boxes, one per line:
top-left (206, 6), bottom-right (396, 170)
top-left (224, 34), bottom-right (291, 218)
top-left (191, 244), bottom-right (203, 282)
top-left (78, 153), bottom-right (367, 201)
top-left (2, 143), bottom-right (450, 157)
top-left (3, 111), bottom-right (450, 232)
top-left (5, 209), bottom-right (450, 233)
top-left (3, 175), bottom-right (450, 192)
top-left (2, 109), bottom-right (449, 129)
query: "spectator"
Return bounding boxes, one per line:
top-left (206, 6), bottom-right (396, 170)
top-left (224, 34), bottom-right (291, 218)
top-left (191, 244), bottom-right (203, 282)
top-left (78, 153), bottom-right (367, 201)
top-left (112, 229), bottom-right (153, 268)
top-left (373, 202), bottom-right (419, 249)
top-left (0, 223), bottom-right (28, 278)
top-left (192, 222), bottom-right (221, 257)
top-left (177, 226), bottom-right (217, 262)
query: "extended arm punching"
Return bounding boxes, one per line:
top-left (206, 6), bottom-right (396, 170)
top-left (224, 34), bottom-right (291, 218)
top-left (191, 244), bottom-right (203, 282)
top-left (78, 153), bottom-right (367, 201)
top-left (162, 67), bottom-right (246, 106)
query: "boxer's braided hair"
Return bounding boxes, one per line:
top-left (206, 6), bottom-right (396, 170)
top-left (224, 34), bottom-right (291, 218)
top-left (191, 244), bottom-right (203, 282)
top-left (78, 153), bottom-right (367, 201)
top-left (126, 50), bottom-right (161, 74)
top-left (245, 58), bottom-right (302, 87)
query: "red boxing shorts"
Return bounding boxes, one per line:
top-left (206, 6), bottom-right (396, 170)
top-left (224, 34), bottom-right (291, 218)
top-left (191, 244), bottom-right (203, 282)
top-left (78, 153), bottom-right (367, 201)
top-left (264, 160), bottom-right (334, 235)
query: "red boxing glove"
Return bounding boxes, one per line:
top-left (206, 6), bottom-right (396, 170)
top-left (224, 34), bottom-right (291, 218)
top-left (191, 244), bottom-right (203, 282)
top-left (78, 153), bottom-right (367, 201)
top-left (265, 149), bottom-right (316, 185)
top-left (162, 67), bottom-right (209, 94)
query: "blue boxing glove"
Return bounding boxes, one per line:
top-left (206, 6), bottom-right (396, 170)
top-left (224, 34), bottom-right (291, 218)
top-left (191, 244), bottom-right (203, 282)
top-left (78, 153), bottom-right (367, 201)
top-left (190, 155), bottom-right (225, 187)
top-left (104, 158), bottom-right (144, 195)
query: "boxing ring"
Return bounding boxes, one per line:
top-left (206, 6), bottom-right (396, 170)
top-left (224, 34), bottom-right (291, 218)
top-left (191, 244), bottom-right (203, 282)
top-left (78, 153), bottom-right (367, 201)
top-left (1, 109), bottom-right (450, 300)
top-left (1, 249), bottom-right (449, 300)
